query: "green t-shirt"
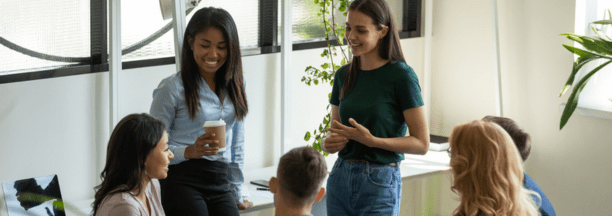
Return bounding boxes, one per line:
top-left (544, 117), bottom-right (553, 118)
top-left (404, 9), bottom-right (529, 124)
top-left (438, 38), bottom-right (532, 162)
top-left (330, 61), bottom-right (424, 165)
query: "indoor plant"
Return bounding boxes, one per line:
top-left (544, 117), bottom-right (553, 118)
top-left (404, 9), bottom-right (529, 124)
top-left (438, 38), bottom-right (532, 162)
top-left (559, 10), bottom-right (612, 129)
top-left (301, 0), bottom-right (352, 155)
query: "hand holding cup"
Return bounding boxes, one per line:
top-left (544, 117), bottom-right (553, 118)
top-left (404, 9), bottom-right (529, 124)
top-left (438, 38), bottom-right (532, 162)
top-left (186, 133), bottom-right (220, 158)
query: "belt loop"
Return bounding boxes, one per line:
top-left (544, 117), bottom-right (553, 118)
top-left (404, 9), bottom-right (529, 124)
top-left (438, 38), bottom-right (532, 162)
top-left (337, 158), bottom-right (343, 168)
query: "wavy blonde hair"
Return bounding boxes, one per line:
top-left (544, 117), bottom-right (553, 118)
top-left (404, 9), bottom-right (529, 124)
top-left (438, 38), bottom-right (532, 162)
top-left (449, 120), bottom-right (540, 216)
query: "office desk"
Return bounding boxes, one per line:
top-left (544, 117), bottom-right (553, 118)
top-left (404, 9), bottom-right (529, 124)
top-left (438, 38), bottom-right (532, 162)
top-left (69, 151), bottom-right (450, 215)
top-left (239, 150), bottom-right (451, 214)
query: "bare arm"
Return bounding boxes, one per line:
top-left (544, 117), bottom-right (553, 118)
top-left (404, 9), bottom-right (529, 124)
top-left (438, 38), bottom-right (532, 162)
top-left (370, 107), bottom-right (429, 154)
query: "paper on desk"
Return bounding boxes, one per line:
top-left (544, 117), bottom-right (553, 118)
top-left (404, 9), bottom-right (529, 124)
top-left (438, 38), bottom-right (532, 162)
top-left (247, 188), bottom-right (274, 199)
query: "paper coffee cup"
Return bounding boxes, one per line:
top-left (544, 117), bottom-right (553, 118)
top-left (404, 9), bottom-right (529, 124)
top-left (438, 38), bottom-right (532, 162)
top-left (203, 119), bottom-right (226, 152)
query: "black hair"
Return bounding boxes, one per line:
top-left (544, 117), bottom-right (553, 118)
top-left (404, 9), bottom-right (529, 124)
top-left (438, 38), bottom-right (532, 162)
top-left (92, 113), bottom-right (166, 215)
top-left (181, 7), bottom-right (248, 120)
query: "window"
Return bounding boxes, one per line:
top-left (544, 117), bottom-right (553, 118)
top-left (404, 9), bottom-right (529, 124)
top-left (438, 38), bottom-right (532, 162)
top-left (0, 0), bottom-right (93, 75)
top-left (574, 0), bottom-right (612, 112)
top-left (0, 0), bottom-right (421, 83)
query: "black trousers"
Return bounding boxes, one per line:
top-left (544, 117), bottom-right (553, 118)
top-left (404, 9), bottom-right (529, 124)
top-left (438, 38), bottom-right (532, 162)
top-left (160, 159), bottom-right (240, 216)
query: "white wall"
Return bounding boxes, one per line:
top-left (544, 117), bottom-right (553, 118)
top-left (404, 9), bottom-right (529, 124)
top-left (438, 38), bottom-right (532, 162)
top-left (0, 37), bottom-right (424, 215)
top-left (431, 0), bottom-right (612, 215)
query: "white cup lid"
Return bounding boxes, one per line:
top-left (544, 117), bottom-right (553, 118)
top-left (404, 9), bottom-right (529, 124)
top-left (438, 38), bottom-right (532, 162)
top-left (204, 118), bottom-right (226, 127)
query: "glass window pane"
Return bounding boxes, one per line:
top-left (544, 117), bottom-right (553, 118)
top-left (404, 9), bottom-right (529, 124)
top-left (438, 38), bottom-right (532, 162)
top-left (187, 0), bottom-right (260, 49)
top-left (121, 0), bottom-right (259, 62)
top-left (292, 0), bottom-right (345, 43)
top-left (121, 1), bottom-right (175, 61)
top-left (0, 0), bottom-right (91, 75)
top-left (291, 0), bottom-right (405, 43)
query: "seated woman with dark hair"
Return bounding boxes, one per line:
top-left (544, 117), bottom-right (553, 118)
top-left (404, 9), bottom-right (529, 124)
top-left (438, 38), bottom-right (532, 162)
top-left (449, 120), bottom-right (541, 216)
top-left (92, 113), bottom-right (174, 216)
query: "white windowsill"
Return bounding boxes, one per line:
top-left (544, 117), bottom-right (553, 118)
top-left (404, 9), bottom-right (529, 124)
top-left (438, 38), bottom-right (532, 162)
top-left (559, 103), bottom-right (612, 120)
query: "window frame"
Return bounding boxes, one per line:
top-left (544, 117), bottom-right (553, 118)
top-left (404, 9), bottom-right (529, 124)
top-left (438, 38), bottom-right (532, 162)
top-left (0, 0), bottom-right (421, 84)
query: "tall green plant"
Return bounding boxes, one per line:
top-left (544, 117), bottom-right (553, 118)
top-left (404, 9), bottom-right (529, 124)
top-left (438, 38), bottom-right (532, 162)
top-left (301, 0), bottom-right (352, 155)
top-left (559, 10), bottom-right (612, 130)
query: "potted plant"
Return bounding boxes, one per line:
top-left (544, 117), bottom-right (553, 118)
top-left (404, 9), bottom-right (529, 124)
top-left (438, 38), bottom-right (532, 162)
top-left (559, 10), bottom-right (612, 129)
top-left (301, 0), bottom-right (352, 155)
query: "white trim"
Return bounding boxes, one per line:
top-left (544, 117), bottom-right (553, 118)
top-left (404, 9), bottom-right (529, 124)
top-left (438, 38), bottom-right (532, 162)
top-left (109, 0), bottom-right (121, 131)
top-left (559, 103), bottom-right (612, 120)
top-left (491, 0), bottom-right (503, 117)
top-left (172, 0), bottom-right (188, 73)
top-left (280, 0), bottom-right (292, 157)
top-left (423, 0), bottom-right (433, 125)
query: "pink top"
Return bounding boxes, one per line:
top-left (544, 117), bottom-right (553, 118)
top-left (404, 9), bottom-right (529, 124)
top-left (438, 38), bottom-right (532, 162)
top-left (96, 179), bottom-right (165, 216)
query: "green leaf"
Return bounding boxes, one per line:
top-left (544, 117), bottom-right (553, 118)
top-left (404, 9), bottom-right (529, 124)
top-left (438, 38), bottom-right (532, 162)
top-left (559, 55), bottom-right (598, 96)
top-left (591, 25), bottom-right (612, 42)
top-left (314, 0), bottom-right (319, 4)
top-left (339, 5), bottom-right (346, 11)
top-left (330, 80), bottom-right (334, 86)
top-left (304, 131), bottom-right (311, 141)
top-left (560, 59), bottom-right (612, 129)
top-left (328, 93), bottom-right (332, 100)
top-left (314, 80), bottom-right (319, 85)
top-left (321, 63), bottom-right (329, 69)
top-left (562, 33), bottom-right (612, 56)
top-left (593, 20), bottom-right (612, 25)
top-left (341, 58), bottom-right (346, 65)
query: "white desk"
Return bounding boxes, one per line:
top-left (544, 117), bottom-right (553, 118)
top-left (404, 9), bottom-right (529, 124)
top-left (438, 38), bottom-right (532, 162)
top-left (239, 150), bottom-right (451, 214)
top-left (69, 151), bottom-right (450, 215)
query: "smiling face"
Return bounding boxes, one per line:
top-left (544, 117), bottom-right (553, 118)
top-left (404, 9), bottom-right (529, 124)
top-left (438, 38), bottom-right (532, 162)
top-left (189, 27), bottom-right (228, 77)
top-left (144, 131), bottom-right (173, 179)
top-left (345, 10), bottom-right (388, 60)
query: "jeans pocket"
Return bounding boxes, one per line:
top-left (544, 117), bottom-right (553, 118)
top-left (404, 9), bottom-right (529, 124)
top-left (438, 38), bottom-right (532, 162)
top-left (367, 167), bottom-right (395, 188)
top-left (329, 159), bottom-right (341, 176)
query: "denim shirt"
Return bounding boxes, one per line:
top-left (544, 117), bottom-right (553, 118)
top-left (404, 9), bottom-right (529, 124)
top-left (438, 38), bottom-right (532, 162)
top-left (149, 72), bottom-right (245, 204)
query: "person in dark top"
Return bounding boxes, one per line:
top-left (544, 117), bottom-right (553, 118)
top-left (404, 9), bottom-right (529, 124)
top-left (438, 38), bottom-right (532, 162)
top-left (321, 0), bottom-right (429, 215)
top-left (483, 116), bottom-right (556, 216)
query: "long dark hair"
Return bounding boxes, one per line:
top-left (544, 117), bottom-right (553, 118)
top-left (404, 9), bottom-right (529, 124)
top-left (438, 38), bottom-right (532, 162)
top-left (92, 113), bottom-right (166, 215)
top-left (341, 0), bottom-right (405, 99)
top-left (181, 7), bottom-right (248, 120)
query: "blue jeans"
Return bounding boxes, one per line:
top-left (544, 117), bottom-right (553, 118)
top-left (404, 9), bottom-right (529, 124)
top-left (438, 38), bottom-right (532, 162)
top-left (327, 158), bottom-right (402, 216)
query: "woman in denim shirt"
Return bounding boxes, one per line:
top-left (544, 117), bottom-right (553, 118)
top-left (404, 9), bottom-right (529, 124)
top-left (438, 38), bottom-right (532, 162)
top-left (149, 7), bottom-right (251, 216)
top-left (322, 0), bottom-right (429, 215)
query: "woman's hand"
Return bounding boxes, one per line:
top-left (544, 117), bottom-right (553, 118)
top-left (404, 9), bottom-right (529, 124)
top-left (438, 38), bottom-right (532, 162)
top-left (185, 133), bottom-right (220, 159)
top-left (328, 118), bottom-right (376, 148)
top-left (237, 199), bottom-right (253, 210)
top-left (323, 132), bottom-right (348, 154)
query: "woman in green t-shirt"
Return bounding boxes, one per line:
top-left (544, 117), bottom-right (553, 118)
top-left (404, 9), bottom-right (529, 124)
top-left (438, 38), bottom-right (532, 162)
top-left (322, 0), bottom-right (430, 215)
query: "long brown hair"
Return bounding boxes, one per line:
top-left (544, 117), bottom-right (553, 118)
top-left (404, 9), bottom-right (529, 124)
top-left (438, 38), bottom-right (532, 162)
top-left (92, 113), bottom-right (166, 215)
top-left (341, 0), bottom-right (405, 99)
top-left (181, 7), bottom-right (248, 120)
top-left (449, 120), bottom-right (540, 216)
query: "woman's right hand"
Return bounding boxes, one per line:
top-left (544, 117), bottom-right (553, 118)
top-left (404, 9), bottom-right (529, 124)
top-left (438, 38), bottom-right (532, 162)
top-left (323, 132), bottom-right (348, 154)
top-left (185, 133), bottom-right (220, 159)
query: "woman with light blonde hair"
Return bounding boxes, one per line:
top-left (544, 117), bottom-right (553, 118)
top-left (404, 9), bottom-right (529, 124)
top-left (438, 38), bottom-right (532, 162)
top-left (448, 120), bottom-right (541, 216)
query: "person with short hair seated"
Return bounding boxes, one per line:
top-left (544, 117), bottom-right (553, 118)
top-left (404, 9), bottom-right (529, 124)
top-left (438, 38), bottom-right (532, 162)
top-left (268, 146), bottom-right (327, 216)
top-left (449, 120), bottom-right (541, 216)
top-left (482, 116), bottom-right (556, 216)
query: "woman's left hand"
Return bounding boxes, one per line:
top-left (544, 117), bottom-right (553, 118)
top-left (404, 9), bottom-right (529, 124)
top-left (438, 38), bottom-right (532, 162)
top-left (328, 118), bottom-right (375, 147)
top-left (238, 199), bottom-right (253, 210)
